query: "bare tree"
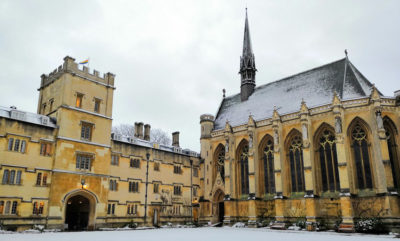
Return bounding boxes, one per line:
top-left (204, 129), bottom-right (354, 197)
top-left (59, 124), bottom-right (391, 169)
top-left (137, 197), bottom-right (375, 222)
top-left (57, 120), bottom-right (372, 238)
top-left (112, 124), bottom-right (135, 137)
top-left (112, 124), bottom-right (171, 145)
top-left (151, 128), bottom-right (171, 146)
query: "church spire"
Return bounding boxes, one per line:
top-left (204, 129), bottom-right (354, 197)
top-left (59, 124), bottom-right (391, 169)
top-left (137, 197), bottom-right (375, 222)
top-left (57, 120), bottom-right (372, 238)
top-left (240, 8), bottom-right (257, 101)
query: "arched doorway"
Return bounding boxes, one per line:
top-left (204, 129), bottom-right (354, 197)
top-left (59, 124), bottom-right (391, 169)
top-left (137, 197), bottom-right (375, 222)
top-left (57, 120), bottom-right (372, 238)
top-left (213, 189), bottom-right (225, 225)
top-left (65, 195), bottom-right (90, 231)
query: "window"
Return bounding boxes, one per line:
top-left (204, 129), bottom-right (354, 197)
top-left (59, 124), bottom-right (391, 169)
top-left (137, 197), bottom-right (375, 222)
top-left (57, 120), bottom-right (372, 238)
top-left (173, 185), bottom-right (182, 195)
top-left (173, 205), bottom-right (181, 215)
top-left (42, 174), bottom-right (47, 186)
top-left (129, 181), bottom-right (139, 193)
top-left (81, 122), bottom-right (93, 141)
top-left (109, 180), bottom-right (118, 191)
top-left (11, 201), bottom-right (17, 214)
top-left (4, 201), bottom-right (10, 214)
top-left (0, 201), bottom-right (3, 214)
top-left (9, 170), bottom-right (15, 185)
top-left (40, 142), bottom-right (52, 156)
top-left (32, 202), bottom-right (44, 215)
top-left (8, 138), bottom-right (14, 151)
top-left (107, 203), bottom-right (115, 215)
top-left (193, 187), bottom-right (197, 196)
top-left (174, 165), bottom-right (182, 174)
top-left (7, 138), bottom-right (26, 153)
top-left (384, 118), bottom-right (400, 189)
top-left (42, 103), bottom-right (46, 114)
top-left (288, 133), bottom-right (305, 193)
top-left (351, 123), bottom-right (373, 189)
top-left (14, 139), bottom-right (20, 152)
top-left (317, 129), bottom-right (340, 192)
top-left (153, 183), bottom-right (159, 193)
top-left (2, 170), bottom-right (9, 184)
top-left (154, 162), bottom-right (160, 171)
top-left (193, 167), bottom-right (198, 177)
top-left (127, 204), bottom-right (138, 215)
top-left (94, 98), bottom-right (101, 113)
top-left (76, 154), bottom-right (92, 170)
top-left (16, 171), bottom-right (22, 185)
top-left (130, 159), bottom-right (140, 168)
top-left (2, 169), bottom-right (21, 185)
top-left (76, 93), bottom-right (83, 108)
top-left (36, 173), bottom-right (42, 186)
top-left (239, 142), bottom-right (249, 195)
top-left (111, 154), bottom-right (119, 166)
top-left (215, 146), bottom-right (225, 180)
top-left (262, 138), bottom-right (275, 194)
top-left (49, 99), bottom-right (54, 112)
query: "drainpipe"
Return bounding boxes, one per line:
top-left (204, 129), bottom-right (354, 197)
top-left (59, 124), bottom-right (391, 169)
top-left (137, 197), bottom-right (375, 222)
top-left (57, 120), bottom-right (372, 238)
top-left (190, 159), bottom-right (193, 223)
top-left (144, 151), bottom-right (150, 225)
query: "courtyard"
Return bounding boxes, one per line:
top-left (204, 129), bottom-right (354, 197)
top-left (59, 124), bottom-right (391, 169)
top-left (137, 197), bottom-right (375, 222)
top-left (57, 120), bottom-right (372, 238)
top-left (0, 227), bottom-right (397, 241)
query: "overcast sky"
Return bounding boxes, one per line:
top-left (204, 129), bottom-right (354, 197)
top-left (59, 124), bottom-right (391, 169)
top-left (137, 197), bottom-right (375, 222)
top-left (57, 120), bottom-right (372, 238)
top-left (1, 0), bottom-right (399, 152)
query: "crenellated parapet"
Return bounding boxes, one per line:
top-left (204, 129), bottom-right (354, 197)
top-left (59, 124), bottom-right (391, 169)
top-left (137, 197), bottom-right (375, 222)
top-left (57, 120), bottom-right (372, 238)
top-left (39, 56), bottom-right (115, 89)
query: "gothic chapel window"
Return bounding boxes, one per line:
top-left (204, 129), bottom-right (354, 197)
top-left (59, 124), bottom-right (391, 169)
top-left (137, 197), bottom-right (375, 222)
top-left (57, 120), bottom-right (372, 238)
top-left (263, 138), bottom-right (275, 194)
top-left (384, 119), bottom-right (400, 189)
top-left (239, 143), bottom-right (249, 195)
top-left (317, 129), bottom-right (340, 192)
top-left (288, 133), bottom-right (305, 193)
top-left (351, 123), bottom-right (373, 189)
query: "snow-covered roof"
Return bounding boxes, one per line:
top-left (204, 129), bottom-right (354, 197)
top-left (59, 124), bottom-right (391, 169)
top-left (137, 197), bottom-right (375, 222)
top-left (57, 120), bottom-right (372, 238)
top-left (111, 133), bottom-right (200, 158)
top-left (214, 58), bottom-right (377, 130)
top-left (0, 106), bottom-right (57, 128)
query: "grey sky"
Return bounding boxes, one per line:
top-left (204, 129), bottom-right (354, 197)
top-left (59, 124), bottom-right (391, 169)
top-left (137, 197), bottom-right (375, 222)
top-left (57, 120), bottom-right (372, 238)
top-left (0, 0), bottom-right (399, 152)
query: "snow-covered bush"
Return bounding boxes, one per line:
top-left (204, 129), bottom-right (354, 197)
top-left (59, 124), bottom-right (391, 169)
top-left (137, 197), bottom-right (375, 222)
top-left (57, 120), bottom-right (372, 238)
top-left (295, 219), bottom-right (306, 230)
top-left (128, 221), bottom-right (137, 229)
top-left (355, 218), bottom-right (387, 234)
top-left (232, 222), bottom-right (246, 228)
top-left (33, 225), bottom-right (45, 233)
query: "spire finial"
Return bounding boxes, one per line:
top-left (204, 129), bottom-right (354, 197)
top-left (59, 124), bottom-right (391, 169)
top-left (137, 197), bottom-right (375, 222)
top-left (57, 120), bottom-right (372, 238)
top-left (345, 49), bottom-right (348, 57)
top-left (222, 88), bottom-right (226, 98)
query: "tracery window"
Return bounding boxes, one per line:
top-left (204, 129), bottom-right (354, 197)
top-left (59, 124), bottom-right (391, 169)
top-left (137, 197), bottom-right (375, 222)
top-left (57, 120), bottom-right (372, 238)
top-left (288, 134), bottom-right (305, 193)
top-left (384, 119), bottom-right (400, 189)
top-left (351, 123), bottom-right (373, 189)
top-left (239, 143), bottom-right (249, 195)
top-left (216, 148), bottom-right (225, 180)
top-left (263, 139), bottom-right (275, 194)
top-left (317, 129), bottom-right (340, 192)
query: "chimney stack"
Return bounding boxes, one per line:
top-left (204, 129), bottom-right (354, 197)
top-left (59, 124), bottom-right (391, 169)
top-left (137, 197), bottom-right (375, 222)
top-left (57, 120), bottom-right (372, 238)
top-left (172, 131), bottom-right (180, 147)
top-left (138, 122), bottom-right (144, 139)
top-left (144, 124), bottom-right (151, 141)
top-left (134, 122), bottom-right (139, 138)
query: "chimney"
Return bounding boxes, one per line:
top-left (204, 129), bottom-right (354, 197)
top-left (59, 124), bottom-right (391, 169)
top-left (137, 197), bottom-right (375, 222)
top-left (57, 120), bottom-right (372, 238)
top-left (172, 131), bottom-right (180, 147)
top-left (138, 122), bottom-right (144, 139)
top-left (144, 124), bottom-right (151, 141)
top-left (134, 122), bottom-right (139, 138)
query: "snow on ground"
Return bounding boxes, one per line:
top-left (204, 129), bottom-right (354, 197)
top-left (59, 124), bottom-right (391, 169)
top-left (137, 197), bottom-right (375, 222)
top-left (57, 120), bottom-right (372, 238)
top-left (0, 227), bottom-right (396, 241)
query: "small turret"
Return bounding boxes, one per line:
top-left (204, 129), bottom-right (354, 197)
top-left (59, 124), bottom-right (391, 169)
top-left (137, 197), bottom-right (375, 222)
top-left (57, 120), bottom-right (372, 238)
top-left (200, 114), bottom-right (214, 139)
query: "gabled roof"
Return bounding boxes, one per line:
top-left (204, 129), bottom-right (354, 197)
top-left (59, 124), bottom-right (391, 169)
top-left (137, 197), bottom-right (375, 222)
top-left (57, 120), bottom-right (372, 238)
top-left (214, 58), bottom-right (377, 130)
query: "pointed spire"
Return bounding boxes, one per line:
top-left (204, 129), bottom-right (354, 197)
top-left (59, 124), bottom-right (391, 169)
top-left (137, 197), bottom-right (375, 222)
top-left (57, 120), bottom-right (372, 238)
top-left (240, 8), bottom-right (257, 102)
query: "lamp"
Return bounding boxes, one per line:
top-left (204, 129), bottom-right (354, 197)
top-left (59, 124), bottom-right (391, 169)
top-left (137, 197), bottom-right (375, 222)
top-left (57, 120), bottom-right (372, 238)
top-left (81, 179), bottom-right (87, 189)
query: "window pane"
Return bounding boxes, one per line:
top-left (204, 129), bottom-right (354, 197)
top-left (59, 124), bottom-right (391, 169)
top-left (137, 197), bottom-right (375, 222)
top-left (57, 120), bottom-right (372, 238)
top-left (20, 141), bottom-right (26, 153)
top-left (361, 140), bottom-right (373, 189)
top-left (14, 139), bottom-right (20, 151)
top-left (8, 138), bottom-right (14, 151)
top-left (2, 170), bottom-right (9, 184)
top-left (9, 170), bottom-right (15, 184)
top-left (16, 171), bottom-right (22, 185)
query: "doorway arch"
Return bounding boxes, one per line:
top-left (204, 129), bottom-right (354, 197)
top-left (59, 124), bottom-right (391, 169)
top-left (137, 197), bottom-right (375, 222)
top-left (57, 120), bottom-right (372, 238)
top-left (213, 189), bottom-right (225, 225)
top-left (64, 190), bottom-right (97, 231)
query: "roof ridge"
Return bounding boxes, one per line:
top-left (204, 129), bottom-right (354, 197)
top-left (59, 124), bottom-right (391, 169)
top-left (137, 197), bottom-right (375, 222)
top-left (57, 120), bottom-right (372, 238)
top-left (223, 57), bottom-right (347, 99)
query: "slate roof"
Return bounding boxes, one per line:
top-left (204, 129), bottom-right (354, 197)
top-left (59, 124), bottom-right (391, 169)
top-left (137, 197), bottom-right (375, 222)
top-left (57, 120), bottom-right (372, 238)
top-left (0, 106), bottom-right (57, 128)
top-left (214, 58), bottom-right (378, 130)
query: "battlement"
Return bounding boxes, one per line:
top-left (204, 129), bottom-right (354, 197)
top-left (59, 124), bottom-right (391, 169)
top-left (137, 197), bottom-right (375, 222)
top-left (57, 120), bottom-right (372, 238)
top-left (39, 56), bottom-right (115, 89)
top-left (200, 114), bottom-right (214, 123)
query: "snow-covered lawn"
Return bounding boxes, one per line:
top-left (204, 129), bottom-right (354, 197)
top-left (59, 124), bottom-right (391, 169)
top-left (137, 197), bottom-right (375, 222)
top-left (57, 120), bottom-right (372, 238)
top-left (0, 227), bottom-right (396, 241)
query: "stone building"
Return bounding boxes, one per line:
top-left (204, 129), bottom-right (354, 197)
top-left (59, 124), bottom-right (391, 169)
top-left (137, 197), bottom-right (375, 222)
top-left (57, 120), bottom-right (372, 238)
top-left (0, 57), bottom-right (200, 231)
top-left (199, 11), bottom-right (400, 231)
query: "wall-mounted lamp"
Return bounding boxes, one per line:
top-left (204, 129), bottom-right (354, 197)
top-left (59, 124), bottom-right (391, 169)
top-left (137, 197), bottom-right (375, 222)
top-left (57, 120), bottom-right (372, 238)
top-left (81, 179), bottom-right (88, 189)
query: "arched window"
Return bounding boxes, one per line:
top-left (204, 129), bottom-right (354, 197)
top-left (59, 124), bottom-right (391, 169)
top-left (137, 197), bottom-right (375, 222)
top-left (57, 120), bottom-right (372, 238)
top-left (351, 123), bottom-right (373, 189)
top-left (287, 132), bottom-right (305, 193)
top-left (384, 118), bottom-right (400, 189)
top-left (317, 129), bottom-right (340, 192)
top-left (260, 136), bottom-right (275, 194)
top-left (238, 141), bottom-right (249, 195)
top-left (214, 145), bottom-right (225, 181)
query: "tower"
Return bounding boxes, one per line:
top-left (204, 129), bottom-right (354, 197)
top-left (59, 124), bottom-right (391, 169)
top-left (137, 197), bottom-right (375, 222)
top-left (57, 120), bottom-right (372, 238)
top-left (239, 9), bottom-right (257, 101)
